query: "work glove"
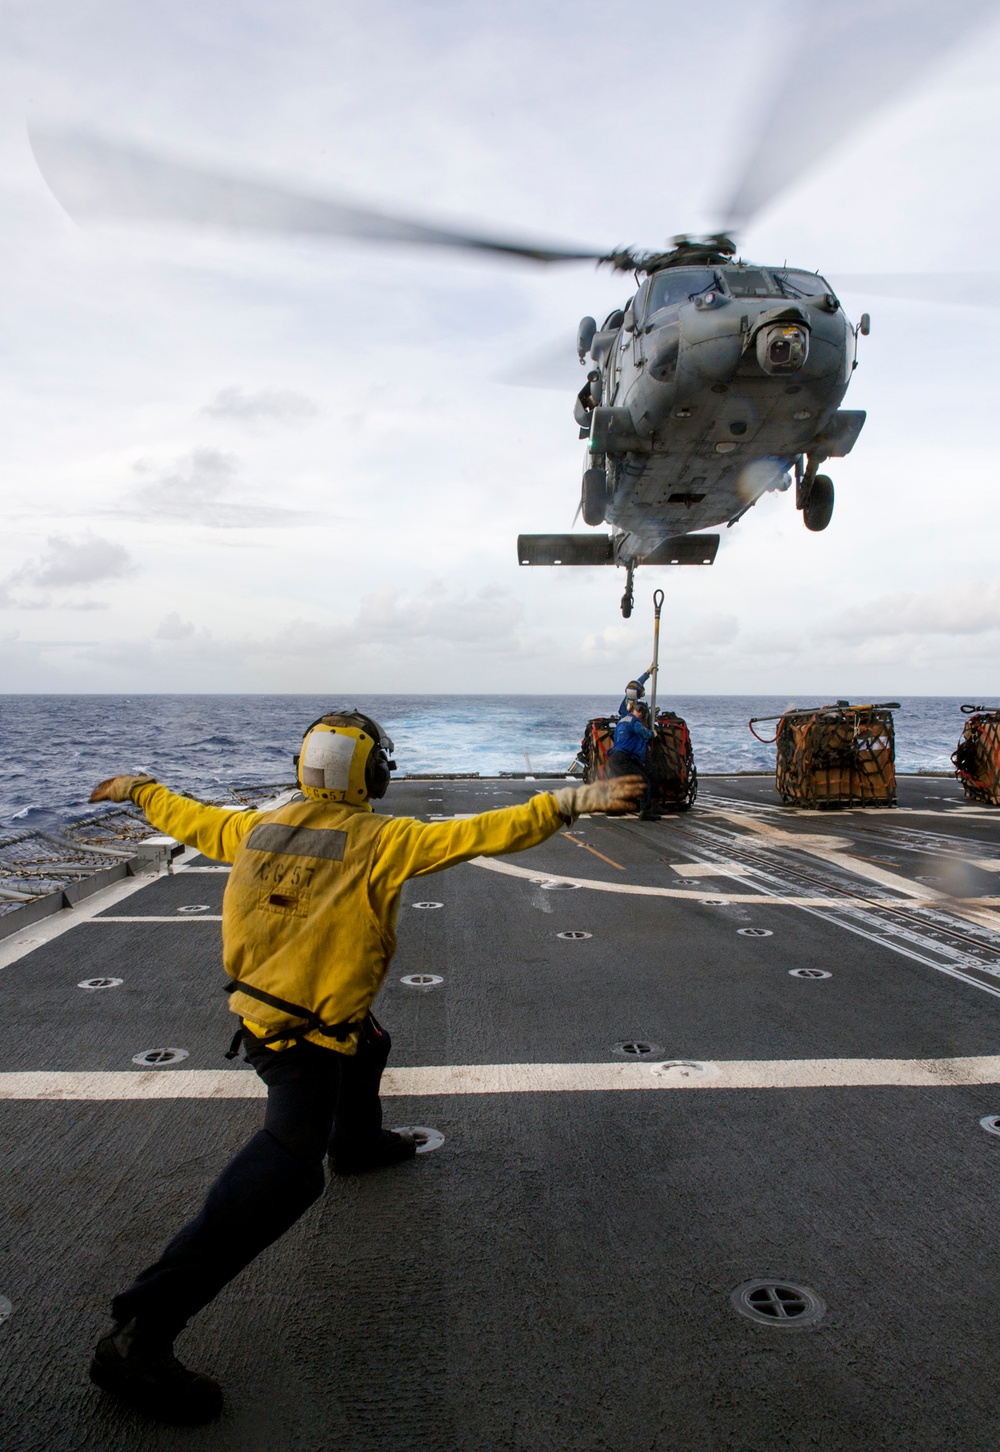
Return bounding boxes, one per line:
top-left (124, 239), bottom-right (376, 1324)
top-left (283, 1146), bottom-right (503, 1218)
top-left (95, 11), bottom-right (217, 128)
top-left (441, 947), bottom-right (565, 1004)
top-left (552, 775), bottom-right (646, 824)
top-left (89, 773), bottom-right (157, 804)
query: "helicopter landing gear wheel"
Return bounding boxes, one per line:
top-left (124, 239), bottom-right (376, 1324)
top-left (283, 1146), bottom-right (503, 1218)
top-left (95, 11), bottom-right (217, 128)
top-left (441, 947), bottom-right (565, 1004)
top-left (803, 474), bottom-right (834, 532)
top-left (581, 468), bottom-right (608, 526)
top-left (620, 562), bottom-right (634, 618)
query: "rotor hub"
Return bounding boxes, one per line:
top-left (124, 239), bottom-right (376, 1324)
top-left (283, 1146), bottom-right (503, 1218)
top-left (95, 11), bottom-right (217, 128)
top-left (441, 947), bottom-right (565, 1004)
top-left (601, 233), bottom-right (738, 274)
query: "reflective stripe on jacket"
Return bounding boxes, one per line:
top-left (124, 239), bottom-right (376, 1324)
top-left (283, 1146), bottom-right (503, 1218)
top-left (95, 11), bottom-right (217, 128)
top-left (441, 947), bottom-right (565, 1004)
top-left (131, 783), bottom-right (565, 1053)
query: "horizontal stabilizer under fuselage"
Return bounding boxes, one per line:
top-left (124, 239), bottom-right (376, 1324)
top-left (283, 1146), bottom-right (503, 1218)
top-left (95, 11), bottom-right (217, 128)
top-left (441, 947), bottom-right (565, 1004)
top-left (517, 534), bottom-right (719, 567)
top-left (518, 534), bottom-right (614, 565)
top-left (643, 535), bottom-right (720, 565)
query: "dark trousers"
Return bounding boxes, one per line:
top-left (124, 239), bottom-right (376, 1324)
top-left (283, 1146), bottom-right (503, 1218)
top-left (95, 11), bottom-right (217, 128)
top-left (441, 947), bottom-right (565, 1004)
top-left (111, 1014), bottom-right (391, 1338)
top-left (607, 748), bottom-right (652, 812)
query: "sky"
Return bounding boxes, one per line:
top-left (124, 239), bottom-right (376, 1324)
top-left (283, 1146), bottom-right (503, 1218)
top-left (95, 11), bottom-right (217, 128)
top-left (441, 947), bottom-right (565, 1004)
top-left (3, 0), bottom-right (1000, 697)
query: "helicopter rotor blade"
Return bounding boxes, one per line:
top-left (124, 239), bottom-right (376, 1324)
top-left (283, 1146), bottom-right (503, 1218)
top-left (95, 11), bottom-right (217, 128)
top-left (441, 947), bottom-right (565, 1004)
top-left (496, 335), bottom-right (584, 389)
top-left (717, 0), bottom-right (999, 232)
top-left (831, 273), bottom-right (1000, 307)
top-left (28, 129), bottom-right (605, 266)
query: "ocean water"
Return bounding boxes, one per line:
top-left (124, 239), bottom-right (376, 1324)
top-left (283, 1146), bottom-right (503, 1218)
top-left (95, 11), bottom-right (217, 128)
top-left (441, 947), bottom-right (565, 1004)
top-left (0, 693), bottom-right (980, 834)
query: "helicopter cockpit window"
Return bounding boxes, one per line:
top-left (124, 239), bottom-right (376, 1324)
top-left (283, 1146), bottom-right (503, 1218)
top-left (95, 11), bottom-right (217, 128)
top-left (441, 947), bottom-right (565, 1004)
top-left (775, 270), bottom-right (834, 298)
top-left (721, 268), bottom-right (782, 298)
top-left (645, 269), bottom-right (717, 324)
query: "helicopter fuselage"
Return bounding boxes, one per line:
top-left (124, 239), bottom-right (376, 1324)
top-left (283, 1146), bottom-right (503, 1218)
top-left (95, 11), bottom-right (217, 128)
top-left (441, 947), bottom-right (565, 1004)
top-left (574, 262), bottom-right (865, 559)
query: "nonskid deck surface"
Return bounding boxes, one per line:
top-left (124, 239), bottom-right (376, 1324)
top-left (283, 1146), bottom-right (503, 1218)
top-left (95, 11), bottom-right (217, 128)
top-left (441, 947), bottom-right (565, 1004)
top-left (2, 776), bottom-right (1000, 1450)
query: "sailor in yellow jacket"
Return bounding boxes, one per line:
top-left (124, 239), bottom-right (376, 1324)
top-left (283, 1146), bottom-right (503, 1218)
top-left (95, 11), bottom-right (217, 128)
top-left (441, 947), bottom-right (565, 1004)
top-left (86, 709), bottom-right (643, 1425)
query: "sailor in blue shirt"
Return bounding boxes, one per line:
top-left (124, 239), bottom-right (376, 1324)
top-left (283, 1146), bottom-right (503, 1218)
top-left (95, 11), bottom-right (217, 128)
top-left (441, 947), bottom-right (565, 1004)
top-left (607, 702), bottom-right (658, 819)
top-left (617, 667), bottom-right (654, 718)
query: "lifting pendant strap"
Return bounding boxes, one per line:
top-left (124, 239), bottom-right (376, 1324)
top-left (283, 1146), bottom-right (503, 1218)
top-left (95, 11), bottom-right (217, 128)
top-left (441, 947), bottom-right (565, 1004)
top-left (223, 978), bottom-right (365, 1047)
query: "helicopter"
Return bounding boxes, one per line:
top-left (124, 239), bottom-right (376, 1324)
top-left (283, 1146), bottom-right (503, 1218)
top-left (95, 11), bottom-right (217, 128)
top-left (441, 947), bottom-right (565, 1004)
top-left (518, 231), bottom-right (869, 616)
top-left (26, 0), bottom-right (998, 619)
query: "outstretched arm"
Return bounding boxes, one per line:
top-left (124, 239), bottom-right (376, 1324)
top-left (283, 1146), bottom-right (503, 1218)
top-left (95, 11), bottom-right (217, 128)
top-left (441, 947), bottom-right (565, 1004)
top-left (373, 777), bottom-right (643, 889)
top-left (90, 775), bottom-right (262, 863)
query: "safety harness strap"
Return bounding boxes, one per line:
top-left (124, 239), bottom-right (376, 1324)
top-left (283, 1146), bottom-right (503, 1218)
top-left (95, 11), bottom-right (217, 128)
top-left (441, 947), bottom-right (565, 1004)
top-left (223, 978), bottom-right (365, 1044)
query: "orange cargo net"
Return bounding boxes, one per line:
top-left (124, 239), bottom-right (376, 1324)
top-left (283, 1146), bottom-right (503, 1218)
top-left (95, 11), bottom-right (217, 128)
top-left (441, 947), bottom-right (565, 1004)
top-left (952, 708), bottom-right (1000, 806)
top-left (578, 711), bottom-right (697, 811)
top-left (750, 704), bottom-right (896, 808)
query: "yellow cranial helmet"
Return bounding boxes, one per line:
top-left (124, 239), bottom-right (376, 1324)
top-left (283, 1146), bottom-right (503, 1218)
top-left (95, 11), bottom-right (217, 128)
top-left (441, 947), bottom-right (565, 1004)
top-left (296, 711), bottom-right (396, 803)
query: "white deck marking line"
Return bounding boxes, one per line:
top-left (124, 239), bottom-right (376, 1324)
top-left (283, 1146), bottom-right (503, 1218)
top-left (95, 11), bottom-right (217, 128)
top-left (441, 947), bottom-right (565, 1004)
top-left (701, 808), bottom-right (1000, 934)
top-left (3, 1056), bottom-right (1000, 1099)
top-left (478, 851), bottom-right (1000, 1000)
top-left (699, 795), bottom-right (996, 820)
top-left (0, 843), bottom-right (210, 972)
top-left (696, 833), bottom-right (1000, 1001)
top-left (670, 862), bottom-right (748, 876)
top-left (469, 857), bottom-right (999, 908)
top-left (0, 791), bottom-right (284, 970)
top-left (705, 809), bottom-right (934, 898)
top-left (83, 916), bottom-right (223, 923)
top-left (679, 819), bottom-right (1000, 997)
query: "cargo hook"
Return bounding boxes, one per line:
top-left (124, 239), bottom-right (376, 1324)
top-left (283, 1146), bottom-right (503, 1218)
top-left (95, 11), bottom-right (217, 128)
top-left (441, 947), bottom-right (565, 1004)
top-left (620, 562), bottom-right (634, 618)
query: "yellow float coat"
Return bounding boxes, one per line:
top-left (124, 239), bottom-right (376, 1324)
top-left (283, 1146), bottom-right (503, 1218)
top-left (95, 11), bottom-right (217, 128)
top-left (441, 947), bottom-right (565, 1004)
top-left (131, 783), bottom-right (565, 1053)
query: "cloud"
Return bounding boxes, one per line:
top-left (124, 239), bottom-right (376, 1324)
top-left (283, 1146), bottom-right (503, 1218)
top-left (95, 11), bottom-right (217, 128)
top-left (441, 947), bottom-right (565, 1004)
top-left (118, 448), bottom-right (313, 529)
top-left (223, 584), bottom-right (539, 666)
top-left (15, 535), bottom-right (133, 588)
top-left (201, 387), bottom-right (320, 424)
top-left (688, 613), bottom-right (740, 647)
top-left (582, 612), bottom-right (739, 662)
top-left (359, 582), bottom-right (526, 647)
top-left (155, 611), bottom-right (196, 640)
top-left (0, 535), bottom-right (134, 609)
top-left (78, 581), bottom-right (550, 686)
top-left (580, 624), bottom-right (636, 663)
top-left (827, 580), bottom-right (1000, 641)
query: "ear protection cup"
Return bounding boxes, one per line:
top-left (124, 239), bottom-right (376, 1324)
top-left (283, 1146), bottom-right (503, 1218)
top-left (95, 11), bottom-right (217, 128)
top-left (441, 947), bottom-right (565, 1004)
top-left (356, 711), bottom-right (394, 799)
top-left (364, 750), bottom-right (392, 800)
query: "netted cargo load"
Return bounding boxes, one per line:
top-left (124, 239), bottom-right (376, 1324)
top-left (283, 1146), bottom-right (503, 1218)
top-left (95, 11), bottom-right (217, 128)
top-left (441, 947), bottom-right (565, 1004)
top-left (749, 702), bottom-right (898, 808)
top-left (578, 717), bottom-right (617, 782)
top-left (648, 710), bottom-right (698, 811)
top-left (577, 710), bottom-right (697, 811)
top-left (952, 706), bottom-right (1000, 805)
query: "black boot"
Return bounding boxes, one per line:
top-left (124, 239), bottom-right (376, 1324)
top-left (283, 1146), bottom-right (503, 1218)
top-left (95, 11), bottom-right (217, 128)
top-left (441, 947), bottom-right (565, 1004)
top-left (330, 1128), bottom-right (418, 1176)
top-left (89, 1319), bottom-right (223, 1425)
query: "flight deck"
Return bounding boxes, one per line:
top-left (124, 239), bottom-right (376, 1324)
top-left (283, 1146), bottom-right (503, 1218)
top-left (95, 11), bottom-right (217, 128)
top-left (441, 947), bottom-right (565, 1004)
top-left (2, 774), bottom-right (999, 1450)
